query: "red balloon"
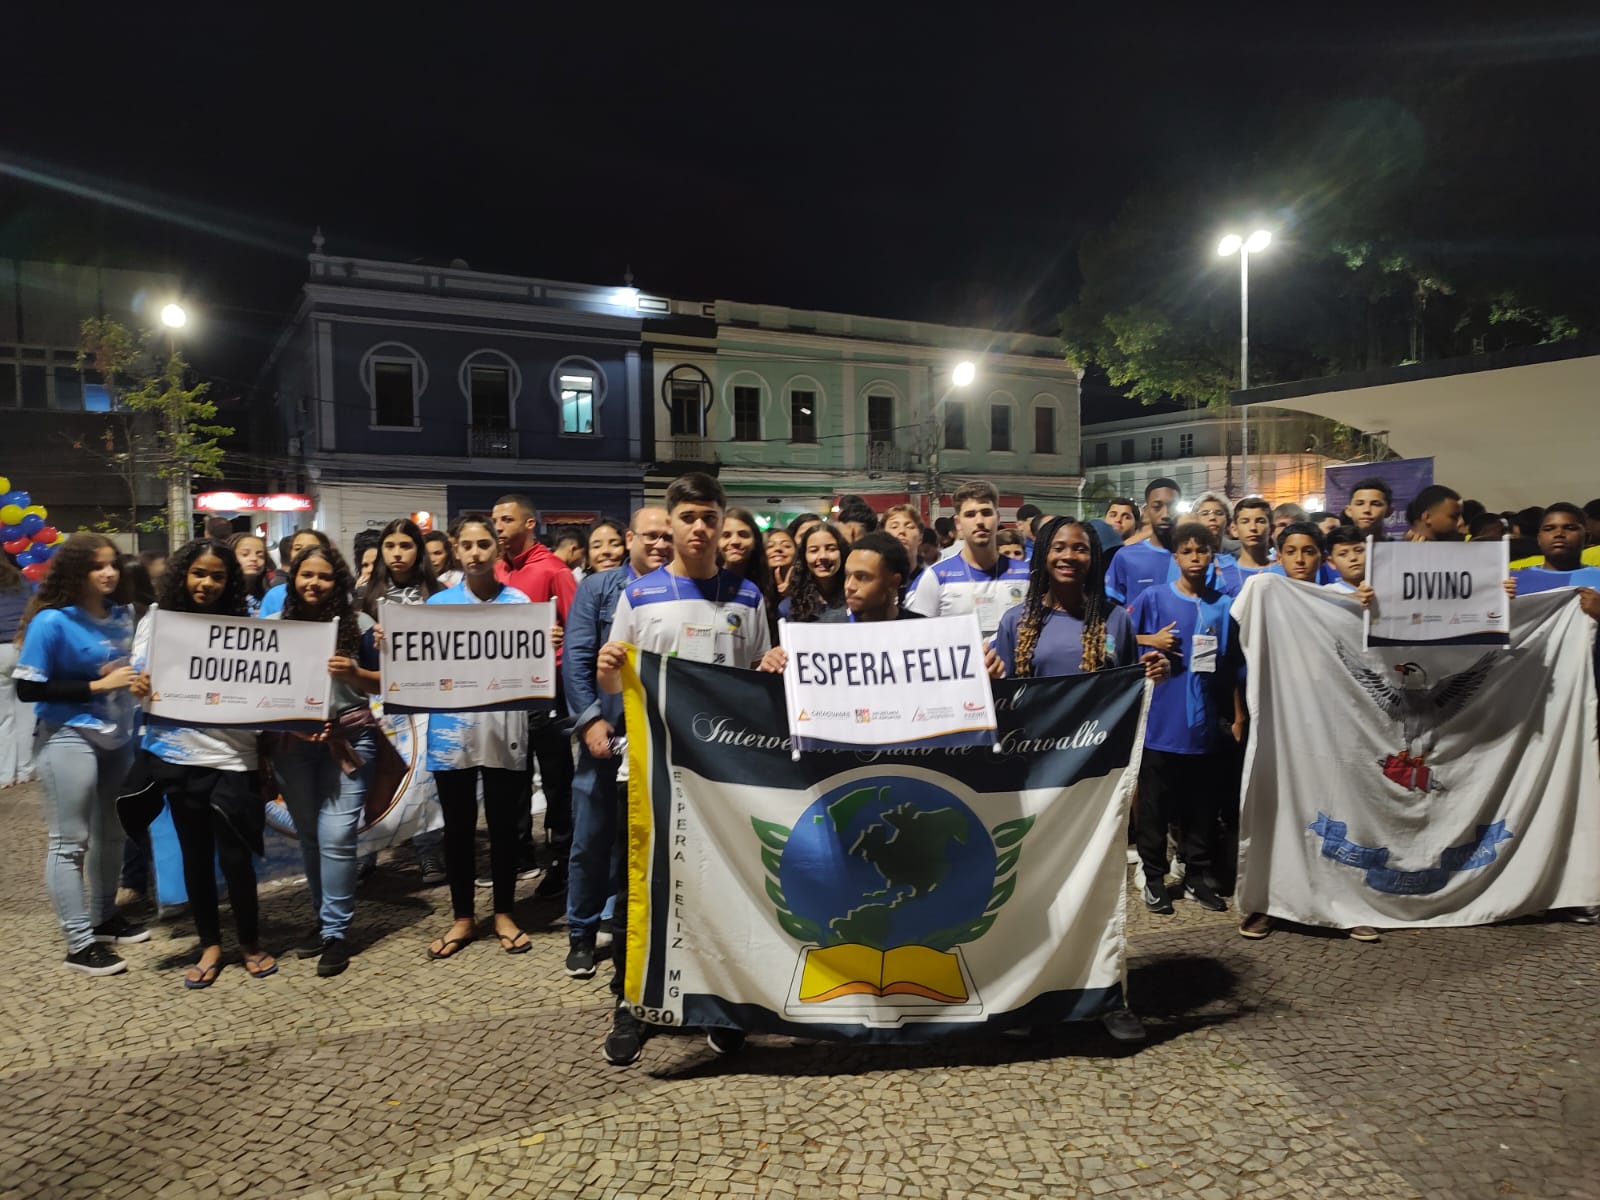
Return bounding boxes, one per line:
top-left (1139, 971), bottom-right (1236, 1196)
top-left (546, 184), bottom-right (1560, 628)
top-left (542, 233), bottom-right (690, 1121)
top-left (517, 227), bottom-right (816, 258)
top-left (3, 537), bottom-right (30, 556)
top-left (31, 526), bottom-right (58, 544)
top-left (21, 562), bottom-right (48, 583)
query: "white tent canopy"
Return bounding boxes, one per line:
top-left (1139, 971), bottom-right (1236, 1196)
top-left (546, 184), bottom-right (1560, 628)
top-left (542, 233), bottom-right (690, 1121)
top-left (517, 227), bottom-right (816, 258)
top-left (1243, 350), bottom-right (1599, 510)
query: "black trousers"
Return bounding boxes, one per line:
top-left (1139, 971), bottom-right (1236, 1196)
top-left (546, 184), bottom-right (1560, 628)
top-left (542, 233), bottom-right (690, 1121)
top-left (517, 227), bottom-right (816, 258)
top-left (435, 767), bottom-right (526, 918)
top-left (519, 682), bottom-right (574, 863)
top-left (148, 761), bottom-right (261, 946)
top-left (607, 787), bottom-right (629, 1002)
top-left (1136, 748), bottom-right (1224, 888)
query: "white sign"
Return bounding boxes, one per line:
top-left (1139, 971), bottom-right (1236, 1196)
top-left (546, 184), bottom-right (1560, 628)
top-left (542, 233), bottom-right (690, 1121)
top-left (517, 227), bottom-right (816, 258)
top-left (145, 609), bottom-right (335, 730)
top-left (780, 614), bottom-right (997, 751)
top-left (380, 600), bottom-right (556, 711)
top-left (1364, 538), bottom-right (1510, 648)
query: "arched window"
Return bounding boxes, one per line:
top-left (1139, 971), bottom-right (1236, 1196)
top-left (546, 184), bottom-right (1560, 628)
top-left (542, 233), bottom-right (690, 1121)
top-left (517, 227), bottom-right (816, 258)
top-left (662, 364), bottom-right (712, 437)
top-left (723, 371), bottom-right (768, 442)
top-left (460, 350), bottom-right (521, 455)
top-left (1031, 394), bottom-right (1059, 455)
top-left (551, 355), bottom-right (607, 436)
top-left (784, 375), bottom-right (825, 444)
top-left (361, 342), bottom-right (426, 429)
top-left (987, 391), bottom-right (1016, 453)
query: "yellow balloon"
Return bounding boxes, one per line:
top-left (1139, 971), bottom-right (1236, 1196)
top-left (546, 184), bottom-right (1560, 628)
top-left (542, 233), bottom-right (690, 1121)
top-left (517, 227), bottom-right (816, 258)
top-left (0, 477), bottom-right (9, 493)
top-left (23, 505), bottom-right (46, 519)
top-left (0, 505), bottom-right (23, 525)
top-left (53, 533), bottom-right (68, 545)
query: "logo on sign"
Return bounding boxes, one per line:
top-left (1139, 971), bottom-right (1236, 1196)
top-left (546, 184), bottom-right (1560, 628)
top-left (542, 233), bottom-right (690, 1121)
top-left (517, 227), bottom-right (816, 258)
top-left (855, 708), bottom-right (872, 724)
top-left (205, 693), bottom-right (221, 705)
top-left (439, 679), bottom-right (454, 691)
top-left (797, 709), bottom-right (811, 722)
top-left (388, 682), bottom-right (400, 692)
top-left (962, 700), bottom-right (985, 714)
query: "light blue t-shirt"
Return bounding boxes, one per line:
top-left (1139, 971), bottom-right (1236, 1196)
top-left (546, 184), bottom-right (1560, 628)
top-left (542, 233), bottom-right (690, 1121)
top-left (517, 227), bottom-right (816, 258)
top-left (16, 605), bottom-right (137, 747)
top-left (423, 581), bottom-right (532, 774)
top-left (258, 583), bottom-right (287, 617)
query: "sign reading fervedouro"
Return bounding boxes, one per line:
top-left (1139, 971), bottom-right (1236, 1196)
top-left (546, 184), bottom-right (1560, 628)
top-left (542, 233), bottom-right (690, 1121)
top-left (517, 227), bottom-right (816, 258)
top-left (780, 614), bottom-right (997, 751)
top-left (145, 608), bottom-right (335, 730)
top-left (380, 599), bottom-right (556, 712)
top-left (1364, 539), bottom-right (1510, 648)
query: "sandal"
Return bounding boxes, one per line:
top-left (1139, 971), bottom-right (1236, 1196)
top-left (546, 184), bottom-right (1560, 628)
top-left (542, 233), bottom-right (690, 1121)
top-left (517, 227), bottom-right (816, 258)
top-left (497, 930), bottom-right (532, 955)
top-left (427, 934), bottom-right (475, 960)
top-left (242, 950), bottom-right (278, 979)
top-left (183, 960), bottom-right (223, 990)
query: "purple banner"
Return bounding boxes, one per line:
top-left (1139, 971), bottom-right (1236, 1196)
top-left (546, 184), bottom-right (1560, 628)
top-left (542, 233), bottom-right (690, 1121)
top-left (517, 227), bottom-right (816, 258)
top-left (1325, 458), bottom-right (1433, 538)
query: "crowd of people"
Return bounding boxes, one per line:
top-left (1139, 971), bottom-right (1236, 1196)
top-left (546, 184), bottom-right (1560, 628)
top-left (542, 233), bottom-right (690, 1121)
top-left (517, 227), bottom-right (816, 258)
top-left (1, 471), bottom-right (1596, 1066)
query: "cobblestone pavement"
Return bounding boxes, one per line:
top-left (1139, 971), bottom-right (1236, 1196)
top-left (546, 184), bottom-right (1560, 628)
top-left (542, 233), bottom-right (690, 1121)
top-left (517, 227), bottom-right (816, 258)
top-left (2, 781), bottom-right (1596, 1200)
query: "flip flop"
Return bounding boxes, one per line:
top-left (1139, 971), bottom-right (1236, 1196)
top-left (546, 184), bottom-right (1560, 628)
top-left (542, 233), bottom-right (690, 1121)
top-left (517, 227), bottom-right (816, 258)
top-left (427, 935), bottom-right (474, 960)
top-left (183, 960), bottom-right (223, 990)
top-left (242, 951), bottom-right (278, 979)
top-left (497, 930), bottom-right (532, 955)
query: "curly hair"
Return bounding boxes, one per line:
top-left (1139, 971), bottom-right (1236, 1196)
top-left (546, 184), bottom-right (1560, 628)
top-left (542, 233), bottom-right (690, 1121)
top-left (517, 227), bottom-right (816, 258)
top-left (1012, 518), bottom-right (1112, 678)
top-left (722, 507), bottom-right (780, 640)
top-left (357, 518), bottom-right (443, 618)
top-left (282, 544), bottom-right (361, 656)
top-left (786, 522), bottom-right (849, 622)
top-left (15, 533), bottom-right (119, 648)
top-left (158, 539), bottom-right (249, 617)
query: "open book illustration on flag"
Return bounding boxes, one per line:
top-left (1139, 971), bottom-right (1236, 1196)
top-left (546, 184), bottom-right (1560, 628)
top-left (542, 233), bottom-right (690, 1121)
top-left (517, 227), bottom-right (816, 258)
top-left (753, 779), bottom-right (1032, 1018)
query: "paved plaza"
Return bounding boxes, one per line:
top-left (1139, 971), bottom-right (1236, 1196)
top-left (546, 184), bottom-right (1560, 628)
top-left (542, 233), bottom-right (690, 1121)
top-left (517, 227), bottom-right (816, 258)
top-left (1, 780), bottom-right (1596, 1200)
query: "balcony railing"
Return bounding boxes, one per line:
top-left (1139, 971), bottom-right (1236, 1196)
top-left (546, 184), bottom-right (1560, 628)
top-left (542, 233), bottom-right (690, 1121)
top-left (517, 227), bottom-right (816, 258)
top-left (658, 434), bottom-right (712, 463)
top-left (867, 440), bottom-right (909, 473)
top-left (468, 426), bottom-right (518, 458)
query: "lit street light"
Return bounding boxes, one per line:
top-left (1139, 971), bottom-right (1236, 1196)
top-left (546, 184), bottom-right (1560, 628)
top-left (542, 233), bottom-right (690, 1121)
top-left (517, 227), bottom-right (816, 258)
top-left (1217, 229), bottom-right (1272, 497)
top-left (160, 303), bottom-right (189, 329)
top-left (952, 360), bottom-right (976, 388)
top-left (158, 301), bottom-right (195, 550)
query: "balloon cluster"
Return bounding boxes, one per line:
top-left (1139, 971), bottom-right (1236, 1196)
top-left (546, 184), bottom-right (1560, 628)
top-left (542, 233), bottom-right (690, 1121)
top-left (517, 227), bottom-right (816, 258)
top-left (0, 475), bottom-right (63, 584)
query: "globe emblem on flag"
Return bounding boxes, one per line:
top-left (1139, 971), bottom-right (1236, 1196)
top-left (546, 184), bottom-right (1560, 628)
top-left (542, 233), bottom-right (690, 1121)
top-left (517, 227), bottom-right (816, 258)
top-left (753, 774), bottom-right (1033, 1008)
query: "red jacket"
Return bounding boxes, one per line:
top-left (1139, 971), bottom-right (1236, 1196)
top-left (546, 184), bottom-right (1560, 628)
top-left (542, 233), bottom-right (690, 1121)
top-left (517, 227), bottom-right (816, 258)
top-left (496, 541), bottom-right (577, 623)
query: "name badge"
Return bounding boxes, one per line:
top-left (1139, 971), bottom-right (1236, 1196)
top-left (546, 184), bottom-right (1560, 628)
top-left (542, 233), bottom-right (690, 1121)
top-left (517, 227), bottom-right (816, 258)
top-left (677, 623), bottom-right (716, 663)
top-left (1190, 633), bottom-right (1219, 674)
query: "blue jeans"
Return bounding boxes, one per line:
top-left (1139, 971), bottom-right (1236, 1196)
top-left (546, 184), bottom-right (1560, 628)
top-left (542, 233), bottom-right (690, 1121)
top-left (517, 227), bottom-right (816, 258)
top-left (274, 730), bottom-right (375, 942)
top-left (566, 745), bottom-right (621, 940)
top-left (36, 725), bottom-right (134, 952)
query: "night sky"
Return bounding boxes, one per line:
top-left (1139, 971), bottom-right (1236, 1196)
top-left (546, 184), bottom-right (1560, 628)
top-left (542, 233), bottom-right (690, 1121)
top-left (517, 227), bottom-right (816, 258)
top-left (4, 6), bottom-right (1597, 396)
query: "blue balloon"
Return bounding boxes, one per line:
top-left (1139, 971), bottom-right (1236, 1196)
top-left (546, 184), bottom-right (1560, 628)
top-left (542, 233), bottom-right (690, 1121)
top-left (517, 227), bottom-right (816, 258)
top-left (30, 542), bottom-right (53, 562)
top-left (14, 548), bottom-right (37, 567)
top-left (18, 514), bottom-right (42, 536)
top-left (0, 525), bottom-right (17, 542)
top-left (0, 493), bottom-right (20, 509)
top-left (13, 492), bottom-right (30, 508)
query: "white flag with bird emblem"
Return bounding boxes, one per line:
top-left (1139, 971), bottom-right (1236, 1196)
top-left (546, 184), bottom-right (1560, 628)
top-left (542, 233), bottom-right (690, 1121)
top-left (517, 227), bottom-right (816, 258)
top-left (1234, 573), bottom-right (1600, 928)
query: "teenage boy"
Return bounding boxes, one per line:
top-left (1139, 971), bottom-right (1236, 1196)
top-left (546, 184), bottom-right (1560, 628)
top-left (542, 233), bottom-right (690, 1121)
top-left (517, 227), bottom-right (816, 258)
top-left (1343, 478), bottom-right (1393, 540)
top-left (1323, 525), bottom-right (1368, 594)
top-left (1129, 522), bottom-right (1244, 917)
top-left (1403, 485), bottom-right (1463, 542)
top-left (1103, 499), bottom-right (1140, 543)
top-left (1106, 477), bottom-right (1181, 608)
top-left (906, 480), bottom-right (1029, 634)
top-left (1015, 503), bottom-right (1042, 558)
top-left (493, 494), bottom-right (578, 894)
top-left (562, 507), bottom-right (673, 982)
top-left (1230, 497), bottom-right (1275, 584)
top-left (594, 473), bottom-right (773, 1065)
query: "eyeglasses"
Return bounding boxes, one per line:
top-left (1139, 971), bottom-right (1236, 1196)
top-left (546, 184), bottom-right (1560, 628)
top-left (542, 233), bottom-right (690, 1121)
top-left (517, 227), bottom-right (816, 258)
top-left (636, 532), bottom-right (672, 543)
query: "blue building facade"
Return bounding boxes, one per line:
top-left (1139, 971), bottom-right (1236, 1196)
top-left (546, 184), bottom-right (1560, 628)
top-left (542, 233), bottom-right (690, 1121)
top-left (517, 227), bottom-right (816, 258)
top-left (256, 234), bottom-right (652, 552)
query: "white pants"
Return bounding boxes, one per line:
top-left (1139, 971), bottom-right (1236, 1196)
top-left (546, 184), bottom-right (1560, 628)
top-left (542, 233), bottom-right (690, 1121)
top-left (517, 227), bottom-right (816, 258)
top-left (0, 641), bottom-right (36, 788)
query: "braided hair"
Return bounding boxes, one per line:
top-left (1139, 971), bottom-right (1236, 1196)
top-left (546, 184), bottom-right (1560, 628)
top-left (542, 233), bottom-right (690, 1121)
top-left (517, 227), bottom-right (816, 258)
top-left (1012, 518), bottom-right (1112, 678)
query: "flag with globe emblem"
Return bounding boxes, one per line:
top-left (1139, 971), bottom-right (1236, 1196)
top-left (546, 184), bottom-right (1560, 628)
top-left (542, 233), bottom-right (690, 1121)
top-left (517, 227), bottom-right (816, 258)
top-left (619, 649), bottom-right (1148, 1043)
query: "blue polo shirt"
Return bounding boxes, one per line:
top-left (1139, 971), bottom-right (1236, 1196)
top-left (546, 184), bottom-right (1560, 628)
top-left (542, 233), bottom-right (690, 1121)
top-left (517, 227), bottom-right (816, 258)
top-left (1106, 541), bottom-right (1173, 608)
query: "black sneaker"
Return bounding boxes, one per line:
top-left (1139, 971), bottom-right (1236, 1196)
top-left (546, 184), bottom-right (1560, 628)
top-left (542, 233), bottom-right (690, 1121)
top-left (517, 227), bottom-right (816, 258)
top-left (355, 856), bottom-right (377, 886)
top-left (91, 915), bottom-right (150, 945)
top-left (706, 1027), bottom-right (745, 1055)
top-left (603, 1006), bottom-right (646, 1066)
top-left (1101, 1008), bottom-right (1147, 1043)
top-left (316, 937), bottom-right (350, 977)
top-left (65, 943), bottom-right (128, 976)
top-left (1142, 882), bottom-right (1174, 915)
top-left (1184, 878), bottom-right (1228, 912)
top-left (292, 928), bottom-right (326, 958)
top-left (533, 862), bottom-right (568, 900)
top-left (565, 939), bottom-right (596, 979)
top-left (417, 853), bottom-right (447, 887)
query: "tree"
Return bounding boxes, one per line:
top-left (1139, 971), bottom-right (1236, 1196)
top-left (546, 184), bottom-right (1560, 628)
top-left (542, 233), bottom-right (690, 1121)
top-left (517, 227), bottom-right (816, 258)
top-left (77, 318), bottom-right (232, 550)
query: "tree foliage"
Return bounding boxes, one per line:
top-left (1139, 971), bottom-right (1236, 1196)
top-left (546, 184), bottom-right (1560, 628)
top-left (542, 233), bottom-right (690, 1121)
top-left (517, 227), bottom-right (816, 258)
top-left (1061, 87), bottom-right (1583, 408)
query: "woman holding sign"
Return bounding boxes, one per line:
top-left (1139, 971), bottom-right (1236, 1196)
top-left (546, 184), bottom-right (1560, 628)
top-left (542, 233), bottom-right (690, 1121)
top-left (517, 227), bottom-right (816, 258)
top-left (131, 540), bottom-right (276, 987)
top-left (268, 544), bottom-right (380, 978)
top-left (13, 535), bottom-right (143, 976)
top-left (424, 514), bottom-right (537, 959)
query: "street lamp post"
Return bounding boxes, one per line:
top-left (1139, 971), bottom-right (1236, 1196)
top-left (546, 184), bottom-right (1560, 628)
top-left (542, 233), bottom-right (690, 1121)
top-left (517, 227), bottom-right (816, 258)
top-left (160, 302), bottom-right (191, 551)
top-left (924, 360), bottom-right (977, 524)
top-left (1217, 230), bottom-right (1271, 497)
